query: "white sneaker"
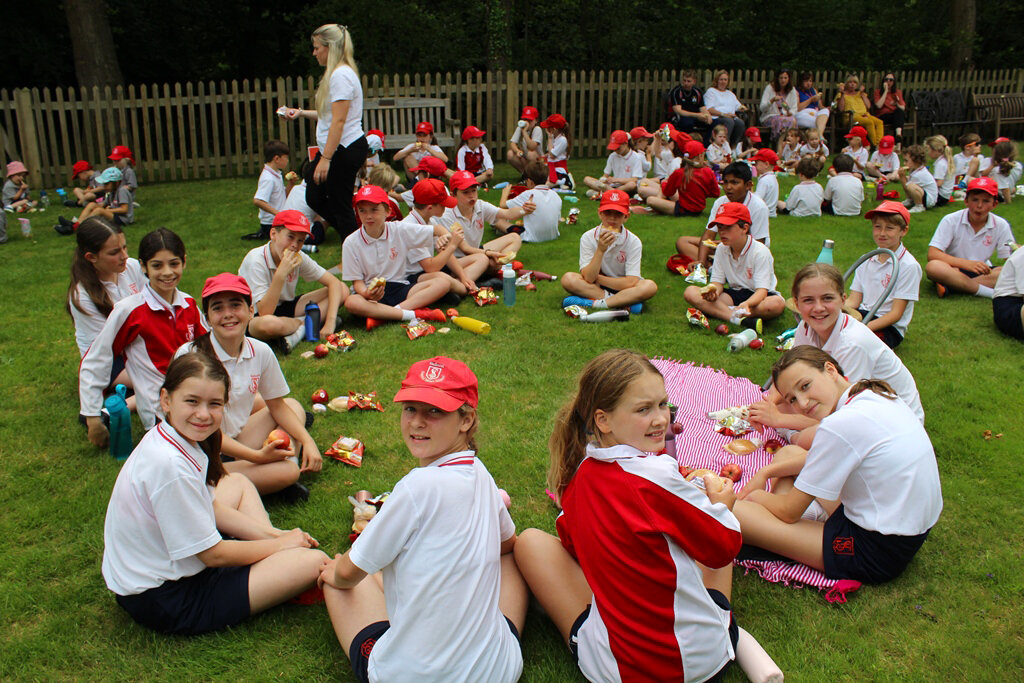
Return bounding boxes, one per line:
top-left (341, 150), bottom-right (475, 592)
top-left (902, 199), bottom-right (914, 208)
top-left (585, 189), bottom-right (599, 199)
top-left (908, 204), bottom-right (926, 213)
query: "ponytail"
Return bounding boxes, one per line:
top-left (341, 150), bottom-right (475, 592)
top-left (66, 217), bottom-right (122, 319)
top-left (847, 379), bottom-right (898, 401)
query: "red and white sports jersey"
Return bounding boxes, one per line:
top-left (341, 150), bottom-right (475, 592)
top-left (557, 444), bottom-right (742, 683)
top-left (80, 284), bottom-right (207, 430)
top-left (457, 144), bottom-right (493, 174)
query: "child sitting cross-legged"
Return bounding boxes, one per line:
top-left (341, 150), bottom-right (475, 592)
top-left (777, 157), bottom-right (823, 216)
top-left (897, 144), bottom-right (938, 214)
top-left (561, 189), bottom-right (658, 313)
top-left (822, 154), bottom-right (865, 216)
top-left (683, 201), bottom-right (785, 330)
top-left (499, 160), bottom-right (563, 243)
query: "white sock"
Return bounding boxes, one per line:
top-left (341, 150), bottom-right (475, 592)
top-left (284, 324), bottom-right (305, 349)
top-left (592, 298), bottom-right (609, 309)
top-left (975, 284), bottom-right (994, 298)
top-left (397, 307), bottom-right (415, 322)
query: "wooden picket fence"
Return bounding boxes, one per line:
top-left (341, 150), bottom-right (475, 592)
top-left (2, 68), bottom-right (1022, 188)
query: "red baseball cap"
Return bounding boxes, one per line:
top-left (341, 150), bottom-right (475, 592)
top-left (108, 145), bottom-right (134, 162)
top-left (967, 176), bottom-right (999, 197)
top-left (864, 200), bottom-right (910, 224)
top-left (520, 106), bottom-right (539, 121)
top-left (352, 184), bottom-right (391, 207)
top-left (629, 126), bottom-right (654, 139)
top-left (271, 208), bottom-right (313, 234)
top-left (71, 160), bottom-right (93, 179)
top-left (540, 113), bottom-right (567, 129)
top-left (991, 136), bottom-right (1010, 147)
top-left (659, 122), bottom-right (678, 133)
top-left (711, 202), bottom-right (752, 227)
top-left (671, 130), bottom-right (694, 150)
top-left (750, 148), bottom-right (778, 164)
top-left (367, 128), bottom-right (386, 146)
top-left (682, 140), bottom-right (705, 158)
top-left (598, 189), bottom-right (630, 214)
top-left (744, 127), bottom-right (762, 142)
top-left (607, 130), bottom-right (630, 150)
top-left (202, 273), bottom-right (252, 300)
top-left (412, 178), bottom-right (457, 207)
top-left (879, 135), bottom-right (895, 153)
top-left (449, 170), bottom-right (480, 191)
top-left (462, 125), bottom-right (486, 141)
top-left (393, 356), bottom-right (479, 410)
top-left (410, 156), bottom-right (448, 176)
top-left (845, 126), bottom-right (869, 144)
top-left (416, 121), bottom-right (434, 135)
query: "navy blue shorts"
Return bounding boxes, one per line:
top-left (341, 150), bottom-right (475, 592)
top-left (349, 617), bottom-right (520, 683)
top-left (674, 204), bottom-right (703, 217)
top-left (857, 307), bottom-right (904, 348)
top-left (109, 355), bottom-right (126, 387)
top-left (822, 504), bottom-right (930, 584)
top-left (272, 298), bottom-right (299, 318)
top-left (993, 296), bottom-right (1024, 339)
top-left (723, 287), bottom-right (780, 307)
top-left (377, 281), bottom-right (414, 307)
top-left (114, 565), bottom-right (251, 635)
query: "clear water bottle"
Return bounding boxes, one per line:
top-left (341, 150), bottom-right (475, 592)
top-left (303, 303), bottom-right (321, 342)
top-left (502, 264), bottom-right (516, 306)
top-left (104, 384), bottom-right (133, 461)
top-left (816, 239), bottom-right (834, 264)
top-left (727, 328), bottom-right (758, 352)
top-left (300, 243), bottom-right (318, 254)
top-left (39, 190), bottom-right (49, 209)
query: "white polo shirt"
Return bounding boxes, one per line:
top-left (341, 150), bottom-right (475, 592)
top-left (239, 244), bottom-right (327, 306)
top-left (843, 146), bottom-right (869, 168)
top-left (398, 142), bottom-right (445, 164)
top-left (651, 149), bottom-right (680, 179)
top-left (785, 181), bottom-right (824, 217)
top-left (435, 200), bottom-right (501, 253)
top-left (547, 135), bottom-right (568, 162)
top-left (175, 335), bottom-right (288, 438)
top-left (508, 186), bottom-right (561, 242)
top-left (70, 258), bottom-right (146, 357)
top-left (754, 172), bottom-right (779, 217)
top-left (604, 150), bottom-right (645, 179)
top-left (868, 150), bottom-right (899, 174)
top-left (349, 451), bottom-right (521, 683)
top-left (799, 142), bottom-right (829, 158)
top-left (706, 191), bottom-right (771, 245)
top-left (102, 422), bottom-right (221, 596)
top-left (342, 221), bottom-right (434, 284)
top-left (929, 208), bottom-right (1016, 264)
top-left (909, 165), bottom-right (938, 206)
top-left (509, 125), bottom-right (544, 148)
top-left (711, 235), bottom-right (777, 292)
top-left (283, 180), bottom-right (316, 225)
top-left (794, 313), bottom-right (924, 422)
top-left (579, 226), bottom-right (643, 278)
top-left (254, 165), bottom-right (286, 224)
top-left (796, 388), bottom-right (942, 536)
top-left (851, 245), bottom-right (922, 336)
top-left (824, 173), bottom-right (864, 216)
top-left (994, 246), bottom-right (1024, 298)
top-left (952, 151), bottom-right (974, 177)
top-left (932, 157), bottom-right (953, 199)
top-left (994, 161), bottom-right (1023, 192)
top-left (315, 65), bottom-right (364, 150)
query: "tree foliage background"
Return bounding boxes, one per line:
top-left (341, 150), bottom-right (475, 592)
top-left (5, 0), bottom-right (1023, 89)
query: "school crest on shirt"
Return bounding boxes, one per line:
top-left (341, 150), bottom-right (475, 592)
top-left (128, 283), bottom-right (139, 294)
top-left (746, 267), bottom-right (753, 280)
top-left (881, 273), bottom-right (892, 288)
top-left (389, 247), bottom-right (398, 260)
top-left (617, 250), bottom-right (626, 263)
top-left (186, 324), bottom-right (195, 341)
top-left (249, 375), bottom-right (260, 394)
top-left (421, 361), bottom-right (445, 383)
top-left (984, 234), bottom-right (993, 247)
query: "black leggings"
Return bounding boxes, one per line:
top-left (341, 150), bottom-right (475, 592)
top-left (304, 135), bottom-right (368, 241)
top-left (878, 110), bottom-right (905, 133)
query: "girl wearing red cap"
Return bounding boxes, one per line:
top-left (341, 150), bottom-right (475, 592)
top-left (320, 356), bottom-right (527, 683)
top-left (108, 145), bottom-right (138, 200)
top-left (584, 130), bottom-right (645, 197)
top-left (393, 121), bottom-right (448, 183)
top-left (539, 113), bottom-right (573, 189)
top-left (69, 160), bottom-right (100, 207)
top-left (836, 74), bottom-right (883, 146)
top-left (506, 106), bottom-right (544, 175)
top-left (456, 125), bottom-right (494, 186)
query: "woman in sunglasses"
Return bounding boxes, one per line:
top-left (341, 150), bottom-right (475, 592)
top-left (872, 73), bottom-right (906, 146)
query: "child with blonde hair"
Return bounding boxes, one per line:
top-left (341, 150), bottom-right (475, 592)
top-left (924, 135), bottom-right (955, 206)
top-left (898, 144), bottom-right (938, 213)
top-left (705, 124), bottom-right (733, 171)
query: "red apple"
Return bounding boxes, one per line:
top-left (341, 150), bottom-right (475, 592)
top-left (311, 388), bottom-right (329, 404)
top-left (749, 338), bottom-right (764, 350)
top-left (720, 463), bottom-right (742, 482)
top-left (525, 282), bottom-right (537, 291)
top-left (264, 428), bottom-right (291, 450)
top-left (313, 343), bottom-right (330, 358)
top-left (511, 260), bottom-right (523, 270)
top-left (671, 423), bottom-right (684, 435)
top-left (679, 464), bottom-right (694, 478)
top-left (446, 308), bottom-right (460, 319)
top-left (715, 323), bottom-right (729, 336)
top-left (764, 438), bottom-right (785, 454)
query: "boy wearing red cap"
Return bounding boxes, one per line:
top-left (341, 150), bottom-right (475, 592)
top-left (683, 201), bottom-right (784, 328)
top-left (584, 130), bottom-right (645, 198)
top-left (108, 145), bottom-right (138, 199)
top-left (393, 121), bottom-right (449, 183)
top-left (865, 135), bottom-right (900, 182)
top-left (68, 160), bottom-right (100, 207)
top-left (240, 209), bottom-right (347, 351)
top-left (398, 156), bottom-right (450, 206)
top-left (456, 126), bottom-right (494, 185)
top-left (539, 113), bottom-right (573, 189)
top-left (343, 185), bottom-right (457, 329)
top-left (506, 106), bottom-right (544, 175)
top-left (925, 177), bottom-right (1018, 298)
top-left (847, 202), bottom-right (922, 348)
top-left (562, 189), bottom-right (658, 312)
top-left (837, 126), bottom-right (870, 178)
top-left (751, 148), bottom-right (779, 218)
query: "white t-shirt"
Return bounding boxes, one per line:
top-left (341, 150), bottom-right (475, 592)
top-left (604, 150), bottom-right (645, 179)
top-left (651, 149), bottom-right (680, 179)
top-left (785, 181), bottom-right (824, 217)
top-left (435, 201), bottom-right (501, 253)
top-left (456, 144), bottom-right (494, 173)
top-left (175, 335), bottom-right (288, 438)
top-left (993, 245), bottom-right (1024, 298)
top-left (711, 235), bottom-right (777, 292)
top-left (704, 88), bottom-right (742, 116)
top-left (398, 142), bottom-right (444, 164)
top-left (342, 221), bottom-right (434, 284)
top-left (793, 313), bottom-right (924, 422)
top-left (579, 227), bottom-right (643, 278)
top-left (508, 186), bottom-right (561, 242)
top-left (509, 125), bottom-right (544, 148)
top-left (909, 165), bottom-right (938, 206)
top-left (952, 151), bottom-right (974, 178)
top-left (799, 142), bottom-right (830, 158)
top-left (851, 244), bottom-right (922, 337)
top-left (929, 209), bottom-right (1016, 264)
top-left (315, 65), bottom-right (364, 150)
top-left (993, 161), bottom-right (1023, 193)
top-left (842, 146), bottom-right (869, 169)
top-left (824, 173), bottom-right (864, 216)
top-left (349, 451), bottom-right (521, 683)
top-left (705, 142), bottom-right (732, 167)
top-left (932, 157), bottom-right (953, 199)
top-left (283, 180), bottom-right (316, 225)
top-left (102, 422), bottom-right (221, 596)
top-left (706, 192), bottom-right (771, 245)
top-left (254, 165), bottom-right (286, 224)
top-left (239, 244), bottom-right (327, 305)
top-left (796, 388), bottom-right (942, 536)
top-left (547, 135), bottom-right (569, 162)
top-left (755, 172), bottom-right (779, 217)
top-left (70, 258), bottom-right (146, 357)
top-left (868, 150), bottom-right (900, 174)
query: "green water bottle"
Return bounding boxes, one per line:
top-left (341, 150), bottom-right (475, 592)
top-left (816, 239), bottom-right (835, 264)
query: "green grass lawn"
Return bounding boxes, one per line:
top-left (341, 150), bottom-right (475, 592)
top-left (1, 156), bottom-right (1022, 681)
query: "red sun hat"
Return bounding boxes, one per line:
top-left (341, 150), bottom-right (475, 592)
top-left (607, 130), bottom-right (630, 150)
top-left (991, 136), bottom-right (1010, 147)
top-left (711, 201), bottom-right (752, 227)
top-left (352, 185), bottom-right (391, 207)
top-left (108, 145), bottom-right (134, 162)
top-left (366, 128), bottom-right (386, 146)
top-left (629, 126), bottom-right (654, 139)
top-left (462, 125), bottom-right (486, 141)
top-left (682, 140), bottom-right (705, 158)
top-left (865, 200), bottom-right (910, 224)
top-left (393, 356), bottom-right (479, 410)
top-left (415, 121), bottom-right (434, 135)
top-left (598, 189), bottom-right (630, 214)
top-left (879, 135), bottom-right (895, 153)
top-left (449, 170), bottom-right (480, 191)
top-left (412, 178), bottom-right (457, 208)
top-left (271, 209), bottom-right (313, 234)
top-left (744, 127), bottom-right (762, 142)
top-left (966, 176), bottom-right (999, 197)
top-left (539, 113), bottom-right (567, 129)
top-left (750, 148), bottom-right (778, 164)
top-left (202, 273), bottom-right (252, 300)
top-left (71, 160), bottom-right (93, 180)
top-left (520, 106), bottom-right (539, 121)
top-left (845, 126), bottom-right (869, 145)
top-left (410, 156), bottom-right (448, 176)
top-left (670, 130), bottom-right (694, 149)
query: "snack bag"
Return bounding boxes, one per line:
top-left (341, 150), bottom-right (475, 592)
top-left (347, 391), bottom-right (384, 412)
top-left (713, 415), bottom-right (753, 437)
top-left (685, 263), bottom-right (709, 285)
top-left (403, 320), bottom-right (435, 340)
top-left (686, 307), bottom-right (710, 329)
top-left (326, 330), bottom-right (355, 351)
top-left (474, 287), bottom-right (498, 306)
top-left (325, 436), bottom-right (365, 467)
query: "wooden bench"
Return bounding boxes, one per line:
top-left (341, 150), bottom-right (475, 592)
top-left (908, 89), bottom-right (988, 141)
top-left (972, 93), bottom-right (1024, 139)
top-left (362, 97), bottom-right (461, 153)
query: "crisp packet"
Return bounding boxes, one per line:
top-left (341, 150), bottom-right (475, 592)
top-left (567, 207), bottom-right (580, 224)
top-left (713, 415), bottom-right (753, 437)
top-left (684, 263), bottom-right (709, 285)
top-left (326, 330), bottom-right (355, 351)
top-left (775, 337), bottom-right (794, 352)
top-left (474, 287), bottom-right (498, 306)
top-left (564, 305), bottom-right (587, 319)
top-left (515, 272), bottom-right (532, 287)
top-left (347, 391), bottom-right (384, 412)
top-left (403, 320), bottom-right (435, 340)
top-left (686, 307), bottom-right (710, 329)
top-left (325, 436), bottom-right (364, 467)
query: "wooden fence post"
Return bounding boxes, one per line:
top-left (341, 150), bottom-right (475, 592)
top-left (14, 89), bottom-right (43, 188)
top-left (505, 70), bottom-right (519, 140)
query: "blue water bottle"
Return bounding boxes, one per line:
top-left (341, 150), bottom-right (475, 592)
top-left (502, 264), bottom-right (516, 306)
top-left (105, 384), bottom-right (133, 461)
top-left (816, 239), bottom-right (835, 265)
top-left (303, 303), bottom-right (321, 342)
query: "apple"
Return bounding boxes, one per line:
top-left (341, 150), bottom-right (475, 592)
top-left (311, 388), bottom-right (329, 404)
top-left (511, 260), bottom-right (523, 270)
top-left (720, 463), bottom-right (742, 482)
top-left (671, 423), bottom-right (684, 435)
top-left (264, 428), bottom-right (291, 450)
top-left (764, 438), bottom-right (785, 454)
top-left (749, 338), bottom-right (764, 350)
top-left (715, 323), bottom-right (729, 336)
top-left (679, 464), bottom-right (694, 478)
top-left (446, 308), bottom-right (460, 319)
top-left (313, 343), bottom-right (330, 358)
top-left (525, 282), bottom-right (537, 291)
